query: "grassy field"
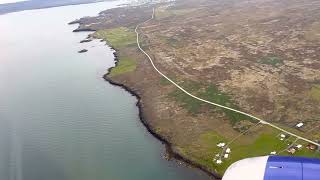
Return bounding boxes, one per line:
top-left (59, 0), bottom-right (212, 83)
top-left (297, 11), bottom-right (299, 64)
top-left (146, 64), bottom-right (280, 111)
top-left (180, 127), bottom-right (320, 174)
top-left (286, 140), bottom-right (320, 158)
top-left (168, 81), bottom-right (203, 114)
top-left (93, 27), bottom-right (137, 76)
top-left (93, 27), bottom-right (136, 49)
top-left (199, 129), bottom-right (287, 173)
top-left (310, 84), bottom-right (320, 102)
top-left (110, 57), bottom-right (136, 76)
top-left (168, 81), bottom-right (253, 124)
top-left (169, 81), bottom-right (320, 174)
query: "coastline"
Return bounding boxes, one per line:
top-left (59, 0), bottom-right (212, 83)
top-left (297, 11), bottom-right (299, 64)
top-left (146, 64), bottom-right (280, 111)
top-left (68, 3), bottom-right (221, 178)
top-left (69, 0), bottom-right (320, 177)
top-left (91, 39), bottom-right (222, 179)
top-left (4, 0), bottom-right (319, 178)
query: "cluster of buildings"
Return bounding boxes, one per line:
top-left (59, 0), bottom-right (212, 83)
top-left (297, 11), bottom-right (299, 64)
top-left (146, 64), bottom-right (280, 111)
top-left (286, 143), bottom-right (319, 154)
top-left (272, 122), bottom-right (320, 155)
top-left (213, 122), bottom-right (319, 165)
top-left (213, 142), bottom-right (231, 164)
top-left (286, 144), bottom-right (303, 154)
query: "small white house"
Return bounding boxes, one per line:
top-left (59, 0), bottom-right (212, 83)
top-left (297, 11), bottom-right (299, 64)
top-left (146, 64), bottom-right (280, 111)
top-left (296, 123), bottom-right (304, 128)
top-left (224, 154), bottom-right (229, 159)
top-left (226, 148), bottom-right (231, 153)
top-left (217, 142), bottom-right (226, 148)
top-left (296, 144), bottom-right (303, 149)
top-left (280, 134), bottom-right (286, 138)
top-left (270, 151), bottom-right (277, 155)
top-left (216, 159), bottom-right (222, 164)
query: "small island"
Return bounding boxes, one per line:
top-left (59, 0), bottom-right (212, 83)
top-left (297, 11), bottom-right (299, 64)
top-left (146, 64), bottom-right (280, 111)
top-left (80, 39), bottom-right (92, 43)
top-left (78, 49), bottom-right (88, 53)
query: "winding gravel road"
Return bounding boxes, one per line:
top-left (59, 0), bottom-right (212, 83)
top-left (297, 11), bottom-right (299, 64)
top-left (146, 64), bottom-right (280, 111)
top-left (135, 8), bottom-right (320, 147)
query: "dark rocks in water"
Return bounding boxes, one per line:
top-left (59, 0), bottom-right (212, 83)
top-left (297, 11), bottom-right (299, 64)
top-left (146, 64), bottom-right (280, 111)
top-left (78, 49), bottom-right (88, 53)
top-left (73, 28), bottom-right (96, 32)
top-left (80, 39), bottom-right (92, 43)
top-left (68, 19), bottom-right (80, 25)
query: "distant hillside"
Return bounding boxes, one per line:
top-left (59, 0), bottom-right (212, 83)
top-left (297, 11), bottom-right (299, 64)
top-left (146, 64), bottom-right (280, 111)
top-left (0, 0), bottom-right (114, 14)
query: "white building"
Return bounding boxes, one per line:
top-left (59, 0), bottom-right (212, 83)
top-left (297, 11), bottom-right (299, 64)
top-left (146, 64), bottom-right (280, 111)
top-left (217, 142), bottom-right (226, 148)
top-left (296, 122), bottom-right (304, 128)
top-left (216, 159), bottom-right (222, 164)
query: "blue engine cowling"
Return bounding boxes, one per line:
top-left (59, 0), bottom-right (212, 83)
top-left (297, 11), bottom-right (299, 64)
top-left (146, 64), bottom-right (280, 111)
top-left (222, 156), bottom-right (320, 180)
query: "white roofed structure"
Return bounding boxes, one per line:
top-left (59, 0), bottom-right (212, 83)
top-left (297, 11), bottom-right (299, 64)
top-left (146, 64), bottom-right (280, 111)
top-left (296, 123), bottom-right (304, 128)
top-left (216, 159), bottom-right (222, 164)
top-left (217, 142), bottom-right (226, 148)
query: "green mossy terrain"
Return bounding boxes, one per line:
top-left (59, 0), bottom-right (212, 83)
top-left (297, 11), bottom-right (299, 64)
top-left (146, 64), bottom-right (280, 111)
top-left (258, 56), bottom-right (284, 67)
top-left (310, 84), bottom-right (320, 102)
top-left (180, 128), bottom-right (320, 175)
top-left (168, 80), bottom-right (320, 174)
top-left (168, 81), bottom-right (253, 124)
top-left (94, 27), bottom-right (136, 49)
top-left (93, 27), bottom-right (137, 76)
top-left (110, 57), bottom-right (136, 76)
top-left (159, 76), bottom-right (178, 85)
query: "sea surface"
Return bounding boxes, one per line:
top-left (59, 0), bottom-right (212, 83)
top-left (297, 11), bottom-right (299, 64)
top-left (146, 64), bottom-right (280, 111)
top-left (0, 0), bottom-right (111, 14)
top-left (0, 1), bottom-right (211, 180)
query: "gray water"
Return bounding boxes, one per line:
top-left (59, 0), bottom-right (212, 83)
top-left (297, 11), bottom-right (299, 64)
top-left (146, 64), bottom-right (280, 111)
top-left (0, 1), bottom-right (211, 180)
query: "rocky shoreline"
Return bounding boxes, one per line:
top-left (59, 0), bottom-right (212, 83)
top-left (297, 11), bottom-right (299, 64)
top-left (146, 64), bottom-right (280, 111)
top-left (70, 5), bottom-right (221, 178)
top-left (95, 42), bottom-right (222, 179)
top-left (70, 0), bottom-right (320, 178)
top-left (104, 73), bottom-right (222, 180)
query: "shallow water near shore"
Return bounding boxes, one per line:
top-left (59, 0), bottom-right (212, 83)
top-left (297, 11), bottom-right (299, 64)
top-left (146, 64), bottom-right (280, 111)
top-left (0, 1), bottom-right (211, 180)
